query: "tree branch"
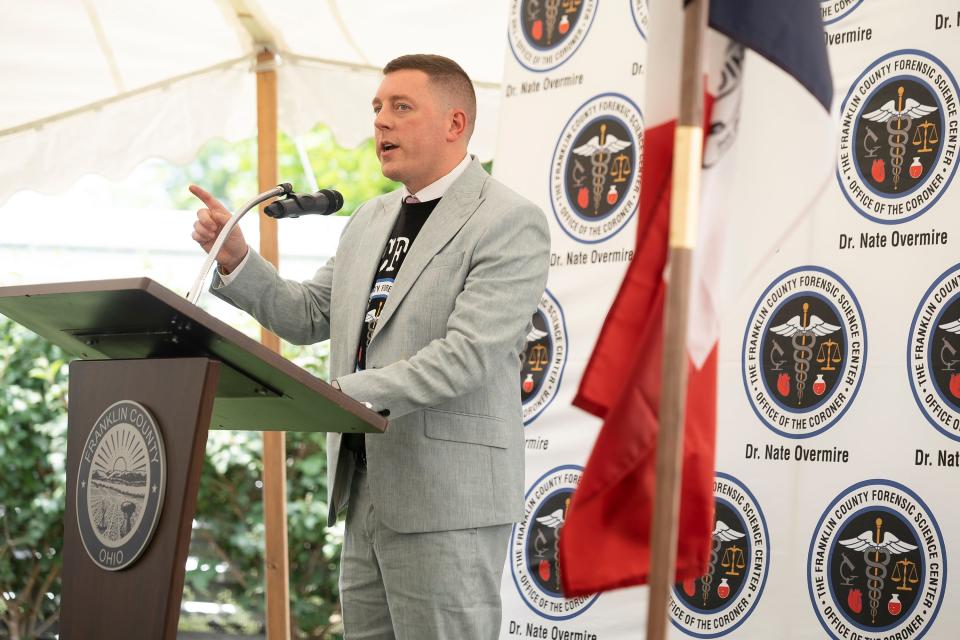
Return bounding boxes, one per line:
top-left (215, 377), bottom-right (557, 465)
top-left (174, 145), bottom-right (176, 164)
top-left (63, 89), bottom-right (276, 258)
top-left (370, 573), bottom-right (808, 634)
top-left (206, 474), bottom-right (250, 522)
top-left (2, 593), bottom-right (22, 640)
top-left (25, 561), bottom-right (59, 637)
top-left (194, 527), bottom-right (249, 588)
top-left (29, 606), bottom-right (59, 640)
top-left (14, 562), bottom-right (41, 610)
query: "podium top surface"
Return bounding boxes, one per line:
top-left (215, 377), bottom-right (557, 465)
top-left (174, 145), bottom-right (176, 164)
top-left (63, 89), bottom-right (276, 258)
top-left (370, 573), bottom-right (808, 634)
top-left (0, 278), bottom-right (387, 434)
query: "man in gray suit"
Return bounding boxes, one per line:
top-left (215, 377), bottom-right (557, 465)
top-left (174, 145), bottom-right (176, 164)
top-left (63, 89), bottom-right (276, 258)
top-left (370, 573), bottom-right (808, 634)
top-left (191, 54), bottom-right (550, 639)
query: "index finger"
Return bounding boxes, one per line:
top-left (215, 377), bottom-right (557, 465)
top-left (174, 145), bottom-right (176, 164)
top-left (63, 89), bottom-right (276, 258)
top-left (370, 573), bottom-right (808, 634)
top-left (189, 184), bottom-right (228, 212)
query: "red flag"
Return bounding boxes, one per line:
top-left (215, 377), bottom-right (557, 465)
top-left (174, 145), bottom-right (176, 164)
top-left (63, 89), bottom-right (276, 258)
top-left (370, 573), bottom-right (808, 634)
top-left (558, 0), bottom-right (832, 598)
top-left (559, 107), bottom-right (717, 598)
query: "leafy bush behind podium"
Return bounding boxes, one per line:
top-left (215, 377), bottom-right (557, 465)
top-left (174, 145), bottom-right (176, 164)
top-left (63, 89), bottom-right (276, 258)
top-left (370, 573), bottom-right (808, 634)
top-left (0, 318), bottom-right (67, 640)
top-left (0, 124), bottom-right (402, 639)
top-left (0, 322), bottom-right (347, 639)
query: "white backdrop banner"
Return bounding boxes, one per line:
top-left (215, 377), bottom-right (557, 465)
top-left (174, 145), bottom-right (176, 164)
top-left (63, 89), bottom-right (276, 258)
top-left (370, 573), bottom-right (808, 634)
top-left (493, 0), bottom-right (960, 638)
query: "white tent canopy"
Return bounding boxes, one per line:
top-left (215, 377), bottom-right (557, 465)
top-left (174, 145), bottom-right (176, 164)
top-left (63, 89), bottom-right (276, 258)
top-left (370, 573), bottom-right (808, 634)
top-left (0, 0), bottom-right (508, 205)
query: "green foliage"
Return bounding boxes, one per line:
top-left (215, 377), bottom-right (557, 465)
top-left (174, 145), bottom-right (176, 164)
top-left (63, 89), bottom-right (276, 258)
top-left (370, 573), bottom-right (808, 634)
top-left (185, 342), bottom-right (344, 639)
top-left (1, 122), bottom-right (402, 639)
top-left (164, 123), bottom-right (398, 638)
top-left (162, 126), bottom-right (399, 216)
top-left (0, 322), bottom-right (346, 639)
top-left (0, 319), bottom-right (68, 640)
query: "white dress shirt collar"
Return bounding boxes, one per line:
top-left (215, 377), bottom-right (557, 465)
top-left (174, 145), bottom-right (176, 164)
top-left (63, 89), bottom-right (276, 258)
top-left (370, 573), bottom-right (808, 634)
top-left (403, 154), bottom-right (472, 202)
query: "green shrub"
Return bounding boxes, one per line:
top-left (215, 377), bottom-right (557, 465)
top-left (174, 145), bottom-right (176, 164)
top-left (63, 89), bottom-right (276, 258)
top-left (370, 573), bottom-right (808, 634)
top-left (0, 318), bottom-right (68, 639)
top-left (0, 319), bottom-right (344, 639)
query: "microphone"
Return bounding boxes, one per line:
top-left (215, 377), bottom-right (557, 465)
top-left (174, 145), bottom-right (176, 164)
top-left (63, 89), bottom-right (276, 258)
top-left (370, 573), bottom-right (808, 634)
top-left (265, 188), bottom-right (344, 219)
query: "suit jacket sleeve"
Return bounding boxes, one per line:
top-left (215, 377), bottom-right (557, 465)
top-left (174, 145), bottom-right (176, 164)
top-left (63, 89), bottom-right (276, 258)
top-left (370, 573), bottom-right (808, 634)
top-left (335, 202), bottom-right (550, 419)
top-left (209, 203), bottom-right (367, 345)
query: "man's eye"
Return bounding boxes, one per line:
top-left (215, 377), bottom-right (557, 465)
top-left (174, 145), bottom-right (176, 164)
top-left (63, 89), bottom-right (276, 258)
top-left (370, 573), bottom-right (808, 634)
top-left (373, 105), bottom-right (382, 114)
top-left (396, 103), bottom-right (410, 111)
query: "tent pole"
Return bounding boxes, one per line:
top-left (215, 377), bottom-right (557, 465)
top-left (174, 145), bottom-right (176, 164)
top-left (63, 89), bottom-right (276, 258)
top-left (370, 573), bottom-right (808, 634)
top-left (644, 0), bottom-right (709, 638)
top-left (256, 48), bottom-right (292, 640)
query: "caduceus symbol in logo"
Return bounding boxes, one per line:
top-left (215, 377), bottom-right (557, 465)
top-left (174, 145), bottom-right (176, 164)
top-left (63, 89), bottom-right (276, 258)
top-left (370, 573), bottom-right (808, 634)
top-left (534, 498), bottom-right (568, 588)
top-left (768, 302), bottom-right (840, 405)
top-left (839, 517), bottom-right (918, 624)
top-left (544, 0), bottom-right (560, 45)
top-left (861, 86), bottom-right (937, 191)
top-left (572, 123), bottom-right (631, 215)
top-left (700, 520), bottom-right (745, 606)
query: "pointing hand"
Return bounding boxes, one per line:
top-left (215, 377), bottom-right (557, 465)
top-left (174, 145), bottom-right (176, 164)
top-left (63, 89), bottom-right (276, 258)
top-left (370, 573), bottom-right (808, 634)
top-left (189, 184), bottom-right (249, 274)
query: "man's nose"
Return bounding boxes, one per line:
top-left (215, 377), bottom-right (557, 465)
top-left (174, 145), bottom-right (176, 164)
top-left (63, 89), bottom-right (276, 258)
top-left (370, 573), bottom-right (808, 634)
top-left (374, 110), bottom-right (391, 130)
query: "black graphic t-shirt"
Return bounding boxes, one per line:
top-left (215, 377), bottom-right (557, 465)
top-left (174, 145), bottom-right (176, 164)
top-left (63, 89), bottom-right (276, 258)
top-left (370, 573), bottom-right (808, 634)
top-left (356, 197), bottom-right (440, 370)
top-left (342, 197), bottom-right (440, 456)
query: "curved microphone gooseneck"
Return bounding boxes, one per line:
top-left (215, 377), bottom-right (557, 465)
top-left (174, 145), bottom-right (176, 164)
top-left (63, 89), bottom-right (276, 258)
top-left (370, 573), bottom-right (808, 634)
top-left (186, 183), bottom-right (293, 305)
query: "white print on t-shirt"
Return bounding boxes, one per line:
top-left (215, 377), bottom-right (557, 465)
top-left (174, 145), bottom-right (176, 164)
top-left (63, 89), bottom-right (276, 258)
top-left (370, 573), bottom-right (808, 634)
top-left (364, 279), bottom-right (393, 345)
top-left (379, 236), bottom-right (410, 272)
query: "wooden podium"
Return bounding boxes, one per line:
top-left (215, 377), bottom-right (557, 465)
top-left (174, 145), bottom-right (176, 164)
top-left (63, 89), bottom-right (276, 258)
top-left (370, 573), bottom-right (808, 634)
top-left (0, 278), bottom-right (387, 639)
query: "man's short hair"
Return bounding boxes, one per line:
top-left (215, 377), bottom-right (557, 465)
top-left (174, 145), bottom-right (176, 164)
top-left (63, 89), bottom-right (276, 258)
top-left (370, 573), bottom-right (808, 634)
top-left (383, 54), bottom-right (477, 140)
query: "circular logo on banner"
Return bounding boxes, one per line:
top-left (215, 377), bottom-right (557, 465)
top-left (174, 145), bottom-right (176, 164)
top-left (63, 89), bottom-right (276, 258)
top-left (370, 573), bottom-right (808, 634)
top-left (907, 263), bottom-right (960, 441)
top-left (820, 0), bottom-right (864, 25)
top-left (511, 465), bottom-right (599, 620)
top-left (670, 473), bottom-right (770, 638)
top-left (522, 289), bottom-right (569, 425)
top-left (77, 400), bottom-right (166, 571)
top-left (837, 50), bottom-right (960, 224)
top-left (807, 480), bottom-right (947, 640)
top-left (741, 266), bottom-right (867, 438)
top-left (630, 0), bottom-right (649, 38)
top-left (508, 0), bottom-right (598, 72)
top-left (550, 93), bottom-right (644, 243)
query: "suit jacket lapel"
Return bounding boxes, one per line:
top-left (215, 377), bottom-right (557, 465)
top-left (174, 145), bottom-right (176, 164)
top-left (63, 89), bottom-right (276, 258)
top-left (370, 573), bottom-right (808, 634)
top-left (370, 160), bottom-right (487, 343)
top-left (338, 192), bottom-right (401, 374)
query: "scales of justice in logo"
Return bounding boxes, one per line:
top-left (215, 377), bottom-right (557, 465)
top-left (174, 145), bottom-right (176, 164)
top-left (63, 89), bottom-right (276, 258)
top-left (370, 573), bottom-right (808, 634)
top-left (677, 517), bottom-right (747, 610)
top-left (76, 400), bottom-right (166, 571)
top-left (838, 51), bottom-right (960, 223)
top-left (520, 290), bottom-right (567, 425)
top-left (520, 0), bottom-right (584, 50)
top-left (835, 517), bottom-right (920, 626)
top-left (551, 94), bottom-right (643, 242)
top-left (808, 481), bottom-right (946, 640)
top-left (764, 300), bottom-right (843, 410)
top-left (509, 0), bottom-right (595, 72)
top-left (743, 266), bottom-right (866, 437)
top-left (857, 83), bottom-right (940, 197)
top-left (521, 323), bottom-right (548, 398)
top-left (567, 122), bottom-right (634, 221)
top-left (670, 473), bottom-right (769, 637)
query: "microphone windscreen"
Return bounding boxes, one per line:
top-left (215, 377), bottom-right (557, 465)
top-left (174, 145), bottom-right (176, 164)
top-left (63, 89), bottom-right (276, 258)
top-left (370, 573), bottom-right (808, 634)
top-left (264, 188), bottom-right (345, 218)
top-left (320, 189), bottom-right (344, 214)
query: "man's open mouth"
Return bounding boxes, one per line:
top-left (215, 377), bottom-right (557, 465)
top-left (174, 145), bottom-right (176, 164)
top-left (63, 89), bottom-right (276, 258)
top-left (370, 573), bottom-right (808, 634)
top-left (381, 142), bottom-right (398, 152)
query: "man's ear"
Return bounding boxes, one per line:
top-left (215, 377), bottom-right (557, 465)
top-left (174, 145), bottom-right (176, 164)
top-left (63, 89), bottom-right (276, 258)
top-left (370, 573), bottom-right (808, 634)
top-left (446, 108), bottom-right (469, 142)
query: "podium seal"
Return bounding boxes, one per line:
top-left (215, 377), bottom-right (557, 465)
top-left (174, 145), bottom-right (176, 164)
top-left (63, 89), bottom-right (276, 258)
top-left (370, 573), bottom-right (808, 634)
top-left (76, 400), bottom-right (166, 571)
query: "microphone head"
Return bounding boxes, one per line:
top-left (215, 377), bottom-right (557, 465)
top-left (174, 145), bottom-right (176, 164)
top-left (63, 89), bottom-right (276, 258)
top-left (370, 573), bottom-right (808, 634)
top-left (263, 188), bottom-right (345, 218)
top-left (319, 189), bottom-right (344, 214)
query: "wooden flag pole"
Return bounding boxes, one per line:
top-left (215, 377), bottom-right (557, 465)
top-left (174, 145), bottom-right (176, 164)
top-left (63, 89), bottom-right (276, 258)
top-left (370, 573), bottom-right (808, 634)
top-left (644, 0), bottom-right (710, 638)
top-left (255, 48), bottom-right (292, 639)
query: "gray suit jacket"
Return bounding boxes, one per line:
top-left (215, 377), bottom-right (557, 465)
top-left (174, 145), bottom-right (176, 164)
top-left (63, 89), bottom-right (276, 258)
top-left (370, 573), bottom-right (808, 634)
top-left (212, 158), bottom-right (550, 533)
